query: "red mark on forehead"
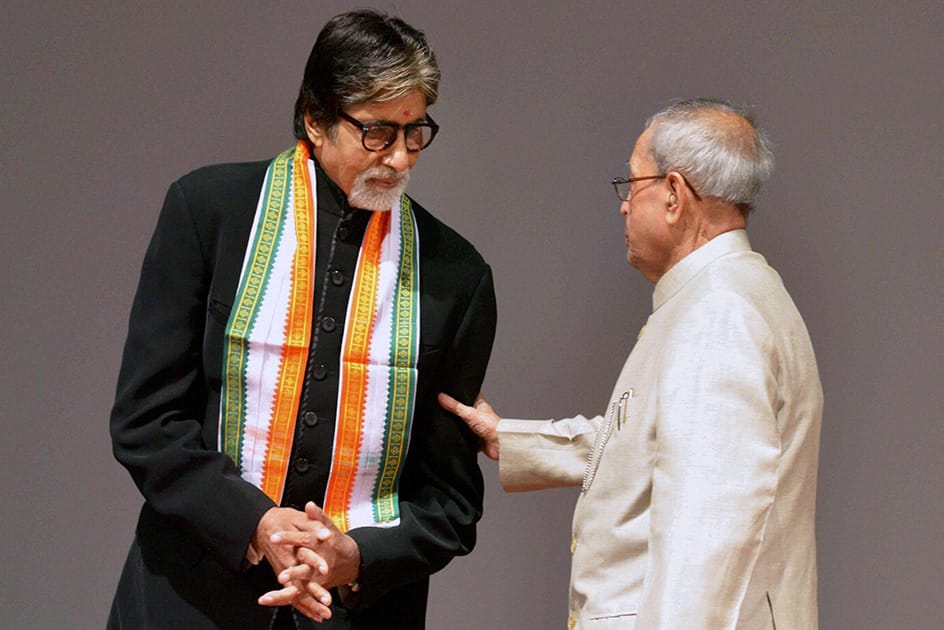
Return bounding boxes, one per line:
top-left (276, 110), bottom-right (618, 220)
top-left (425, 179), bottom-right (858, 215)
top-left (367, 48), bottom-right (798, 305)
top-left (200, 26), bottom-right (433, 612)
top-left (403, 109), bottom-right (413, 117)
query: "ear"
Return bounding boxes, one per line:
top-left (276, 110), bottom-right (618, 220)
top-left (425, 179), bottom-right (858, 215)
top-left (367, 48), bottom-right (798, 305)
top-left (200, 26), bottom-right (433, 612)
top-left (304, 113), bottom-right (325, 148)
top-left (664, 171), bottom-right (686, 226)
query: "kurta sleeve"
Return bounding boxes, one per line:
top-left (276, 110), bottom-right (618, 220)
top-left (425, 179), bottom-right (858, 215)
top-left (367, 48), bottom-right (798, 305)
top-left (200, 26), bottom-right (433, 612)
top-left (110, 180), bottom-right (275, 573)
top-left (636, 290), bottom-right (780, 629)
top-left (498, 415), bottom-right (600, 492)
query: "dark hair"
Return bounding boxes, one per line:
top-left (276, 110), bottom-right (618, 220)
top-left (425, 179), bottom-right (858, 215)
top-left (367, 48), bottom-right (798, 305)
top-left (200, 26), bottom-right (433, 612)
top-left (293, 10), bottom-right (440, 139)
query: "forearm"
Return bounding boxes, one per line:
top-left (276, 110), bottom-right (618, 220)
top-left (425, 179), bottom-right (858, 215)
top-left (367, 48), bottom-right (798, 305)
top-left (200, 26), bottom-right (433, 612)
top-left (112, 370), bottom-right (277, 570)
top-left (111, 178), bottom-right (275, 571)
top-left (498, 415), bottom-right (598, 491)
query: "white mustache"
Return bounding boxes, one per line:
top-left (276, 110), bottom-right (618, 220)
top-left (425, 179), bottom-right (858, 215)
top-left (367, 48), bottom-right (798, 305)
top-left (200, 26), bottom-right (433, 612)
top-left (362, 166), bottom-right (408, 182)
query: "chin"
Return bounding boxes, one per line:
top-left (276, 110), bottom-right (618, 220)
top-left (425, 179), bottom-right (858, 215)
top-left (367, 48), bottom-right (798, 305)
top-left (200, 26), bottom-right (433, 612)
top-left (348, 178), bottom-right (409, 211)
top-left (348, 186), bottom-right (406, 211)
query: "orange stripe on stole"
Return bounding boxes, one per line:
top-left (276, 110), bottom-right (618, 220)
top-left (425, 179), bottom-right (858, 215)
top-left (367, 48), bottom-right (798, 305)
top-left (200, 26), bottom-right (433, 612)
top-left (324, 210), bottom-right (390, 531)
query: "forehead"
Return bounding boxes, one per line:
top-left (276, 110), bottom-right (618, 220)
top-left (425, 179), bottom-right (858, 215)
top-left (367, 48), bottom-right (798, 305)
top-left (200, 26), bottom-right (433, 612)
top-left (628, 126), bottom-right (656, 174)
top-left (346, 90), bottom-right (427, 122)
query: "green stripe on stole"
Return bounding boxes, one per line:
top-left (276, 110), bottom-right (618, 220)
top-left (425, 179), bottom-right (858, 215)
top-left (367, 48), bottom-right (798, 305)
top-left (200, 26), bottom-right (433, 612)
top-left (220, 147), bottom-right (294, 468)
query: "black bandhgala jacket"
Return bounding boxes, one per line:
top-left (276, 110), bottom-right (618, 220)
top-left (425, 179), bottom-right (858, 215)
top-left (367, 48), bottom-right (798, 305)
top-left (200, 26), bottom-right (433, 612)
top-left (109, 158), bottom-right (496, 629)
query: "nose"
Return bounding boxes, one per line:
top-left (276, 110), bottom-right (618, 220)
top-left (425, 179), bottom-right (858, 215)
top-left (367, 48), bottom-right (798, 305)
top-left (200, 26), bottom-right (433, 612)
top-left (620, 199), bottom-right (631, 216)
top-left (381, 132), bottom-right (413, 172)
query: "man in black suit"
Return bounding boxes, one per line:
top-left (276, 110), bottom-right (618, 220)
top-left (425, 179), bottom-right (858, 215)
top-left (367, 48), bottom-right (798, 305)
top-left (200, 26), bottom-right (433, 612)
top-left (108, 10), bottom-right (496, 629)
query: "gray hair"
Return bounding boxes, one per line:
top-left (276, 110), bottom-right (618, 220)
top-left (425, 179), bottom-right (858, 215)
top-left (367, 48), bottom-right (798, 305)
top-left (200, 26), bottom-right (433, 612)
top-left (293, 10), bottom-right (440, 138)
top-left (645, 98), bottom-right (774, 211)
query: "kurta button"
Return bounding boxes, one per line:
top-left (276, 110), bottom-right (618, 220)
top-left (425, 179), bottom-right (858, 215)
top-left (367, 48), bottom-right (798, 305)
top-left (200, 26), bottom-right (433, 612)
top-left (570, 536), bottom-right (577, 554)
top-left (313, 364), bottom-right (327, 380)
top-left (303, 411), bottom-right (319, 427)
top-left (322, 316), bottom-right (337, 332)
top-left (337, 225), bottom-right (350, 241)
top-left (294, 458), bottom-right (310, 473)
top-left (567, 613), bottom-right (576, 630)
top-left (330, 269), bottom-right (345, 286)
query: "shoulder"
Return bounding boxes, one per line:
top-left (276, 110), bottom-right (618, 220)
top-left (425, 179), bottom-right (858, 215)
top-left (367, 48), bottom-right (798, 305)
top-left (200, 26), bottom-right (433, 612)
top-left (678, 252), bottom-right (789, 316)
top-left (158, 160), bottom-right (271, 244)
top-left (705, 252), bottom-right (805, 332)
top-left (173, 160), bottom-right (270, 210)
top-left (148, 160), bottom-right (271, 270)
top-left (408, 196), bottom-right (490, 281)
top-left (657, 255), bottom-right (775, 349)
top-left (660, 252), bottom-right (810, 365)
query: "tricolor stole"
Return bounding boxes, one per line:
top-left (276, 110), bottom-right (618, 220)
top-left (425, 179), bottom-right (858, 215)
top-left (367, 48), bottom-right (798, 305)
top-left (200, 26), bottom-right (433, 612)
top-left (219, 140), bottom-right (420, 531)
top-left (324, 192), bottom-right (420, 531)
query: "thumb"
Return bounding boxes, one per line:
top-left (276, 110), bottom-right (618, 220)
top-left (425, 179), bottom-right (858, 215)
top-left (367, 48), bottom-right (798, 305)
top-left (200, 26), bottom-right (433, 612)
top-left (305, 502), bottom-right (336, 539)
top-left (473, 396), bottom-right (494, 416)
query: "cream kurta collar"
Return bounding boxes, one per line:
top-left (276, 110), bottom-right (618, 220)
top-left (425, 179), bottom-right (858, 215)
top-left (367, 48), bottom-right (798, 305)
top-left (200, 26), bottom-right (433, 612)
top-left (652, 229), bottom-right (752, 312)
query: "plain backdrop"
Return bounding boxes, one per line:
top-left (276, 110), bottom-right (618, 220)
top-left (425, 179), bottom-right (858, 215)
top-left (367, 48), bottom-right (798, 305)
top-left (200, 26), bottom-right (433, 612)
top-left (2, 2), bottom-right (941, 628)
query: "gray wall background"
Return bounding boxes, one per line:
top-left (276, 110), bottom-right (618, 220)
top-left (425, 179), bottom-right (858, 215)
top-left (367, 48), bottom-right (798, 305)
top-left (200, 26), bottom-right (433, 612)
top-left (2, 2), bottom-right (941, 628)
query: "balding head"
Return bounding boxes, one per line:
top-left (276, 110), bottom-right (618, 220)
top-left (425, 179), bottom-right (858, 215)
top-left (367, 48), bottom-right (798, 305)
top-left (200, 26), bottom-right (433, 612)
top-left (619, 99), bottom-right (775, 283)
top-left (644, 99), bottom-right (774, 214)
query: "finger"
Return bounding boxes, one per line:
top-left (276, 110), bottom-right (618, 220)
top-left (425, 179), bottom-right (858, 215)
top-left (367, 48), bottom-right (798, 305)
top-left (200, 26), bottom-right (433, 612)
top-left (278, 562), bottom-right (315, 585)
top-left (439, 393), bottom-right (499, 455)
top-left (456, 395), bottom-right (494, 426)
top-left (293, 596), bottom-right (332, 622)
top-left (304, 502), bottom-right (338, 536)
top-left (265, 545), bottom-right (302, 575)
top-left (270, 530), bottom-right (328, 548)
top-left (437, 392), bottom-right (465, 416)
top-left (258, 583), bottom-right (301, 607)
top-left (305, 579), bottom-right (334, 606)
top-left (444, 397), bottom-right (482, 430)
top-left (260, 579), bottom-right (332, 612)
top-left (289, 591), bottom-right (332, 622)
top-left (297, 547), bottom-right (329, 575)
top-left (482, 437), bottom-right (500, 460)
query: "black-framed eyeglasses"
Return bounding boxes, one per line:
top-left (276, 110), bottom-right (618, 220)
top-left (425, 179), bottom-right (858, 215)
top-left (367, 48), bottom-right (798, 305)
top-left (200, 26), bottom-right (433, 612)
top-left (611, 175), bottom-right (666, 202)
top-left (337, 111), bottom-right (439, 152)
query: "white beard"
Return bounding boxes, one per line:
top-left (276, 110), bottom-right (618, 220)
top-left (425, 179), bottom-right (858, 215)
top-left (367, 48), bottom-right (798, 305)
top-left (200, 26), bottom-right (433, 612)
top-left (348, 166), bottom-right (411, 211)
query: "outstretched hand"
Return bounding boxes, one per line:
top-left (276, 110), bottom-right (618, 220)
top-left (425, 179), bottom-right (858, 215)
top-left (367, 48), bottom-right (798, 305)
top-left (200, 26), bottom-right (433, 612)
top-left (438, 392), bottom-right (501, 460)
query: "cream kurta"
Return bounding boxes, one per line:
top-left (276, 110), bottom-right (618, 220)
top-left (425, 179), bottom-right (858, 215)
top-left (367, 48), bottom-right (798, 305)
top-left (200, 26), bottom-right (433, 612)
top-left (499, 231), bottom-right (822, 629)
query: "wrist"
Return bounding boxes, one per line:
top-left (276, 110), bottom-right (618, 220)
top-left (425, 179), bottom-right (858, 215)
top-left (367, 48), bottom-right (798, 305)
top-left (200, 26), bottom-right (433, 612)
top-left (343, 535), bottom-right (362, 585)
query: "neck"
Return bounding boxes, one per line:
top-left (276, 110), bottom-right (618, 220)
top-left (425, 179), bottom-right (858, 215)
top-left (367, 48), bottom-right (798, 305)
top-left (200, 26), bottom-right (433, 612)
top-left (657, 201), bottom-right (746, 281)
top-left (690, 198), bottom-right (746, 245)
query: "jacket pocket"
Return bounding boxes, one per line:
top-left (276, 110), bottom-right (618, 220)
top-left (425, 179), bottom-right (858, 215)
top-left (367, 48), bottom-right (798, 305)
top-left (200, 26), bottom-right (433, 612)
top-left (417, 344), bottom-right (441, 368)
top-left (581, 389), bottom-right (634, 493)
top-left (204, 298), bottom-right (233, 390)
top-left (585, 610), bottom-right (638, 629)
top-left (767, 590), bottom-right (778, 630)
top-left (207, 297), bottom-right (232, 326)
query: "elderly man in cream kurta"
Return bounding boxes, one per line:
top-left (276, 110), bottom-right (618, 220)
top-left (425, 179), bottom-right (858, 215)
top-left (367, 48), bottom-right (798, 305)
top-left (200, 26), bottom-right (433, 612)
top-left (441, 99), bottom-right (822, 629)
